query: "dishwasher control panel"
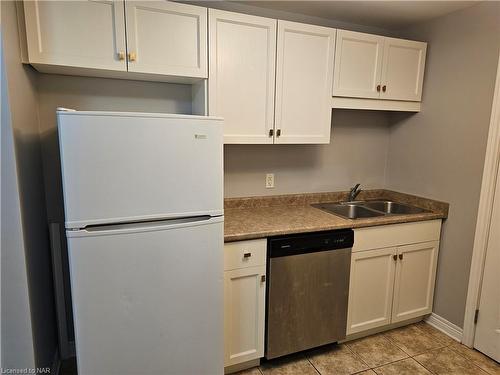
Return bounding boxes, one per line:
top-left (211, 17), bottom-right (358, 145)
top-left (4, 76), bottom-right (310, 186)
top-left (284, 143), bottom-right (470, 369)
top-left (268, 229), bottom-right (354, 258)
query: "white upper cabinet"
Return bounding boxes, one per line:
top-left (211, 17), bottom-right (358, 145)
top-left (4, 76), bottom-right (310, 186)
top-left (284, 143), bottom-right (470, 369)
top-left (23, 0), bottom-right (127, 71)
top-left (209, 10), bottom-right (276, 144)
top-left (125, 1), bottom-right (207, 78)
top-left (274, 21), bottom-right (335, 144)
top-left (333, 30), bottom-right (384, 99)
top-left (380, 38), bottom-right (427, 101)
top-left (332, 30), bottom-right (427, 104)
top-left (22, 0), bottom-right (207, 81)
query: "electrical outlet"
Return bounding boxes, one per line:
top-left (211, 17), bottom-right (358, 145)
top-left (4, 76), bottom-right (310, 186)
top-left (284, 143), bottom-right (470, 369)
top-left (266, 173), bottom-right (275, 188)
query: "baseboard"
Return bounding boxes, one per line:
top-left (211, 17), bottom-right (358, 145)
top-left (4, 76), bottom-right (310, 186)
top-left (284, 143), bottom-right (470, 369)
top-left (51, 348), bottom-right (61, 375)
top-left (425, 313), bottom-right (463, 342)
top-left (224, 358), bottom-right (260, 374)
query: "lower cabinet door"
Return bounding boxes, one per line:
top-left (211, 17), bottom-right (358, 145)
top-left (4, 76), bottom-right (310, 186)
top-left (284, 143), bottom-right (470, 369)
top-left (347, 247), bottom-right (397, 335)
top-left (392, 241), bottom-right (439, 323)
top-left (224, 265), bottom-right (266, 367)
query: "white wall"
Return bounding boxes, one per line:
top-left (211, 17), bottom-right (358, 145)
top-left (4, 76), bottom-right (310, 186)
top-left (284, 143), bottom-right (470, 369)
top-left (388, 2), bottom-right (500, 327)
top-left (1, 23), bottom-right (36, 372)
top-left (225, 110), bottom-right (389, 197)
top-left (1, 0), bottom-right (57, 370)
top-left (190, 1), bottom-right (394, 198)
top-left (36, 74), bottom-right (193, 223)
top-left (189, 1), bottom-right (397, 37)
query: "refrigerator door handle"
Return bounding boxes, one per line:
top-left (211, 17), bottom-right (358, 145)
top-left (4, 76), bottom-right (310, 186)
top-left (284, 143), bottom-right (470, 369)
top-left (68, 215), bottom-right (223, 237)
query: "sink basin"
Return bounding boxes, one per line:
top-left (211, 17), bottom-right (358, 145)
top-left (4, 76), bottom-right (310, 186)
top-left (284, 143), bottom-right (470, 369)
top-left (361, 200), bottom-right (429, 215)
top-left (312, 200), bottom-right (430, 219)
top-left (312, 203), bottom-right (385, 219)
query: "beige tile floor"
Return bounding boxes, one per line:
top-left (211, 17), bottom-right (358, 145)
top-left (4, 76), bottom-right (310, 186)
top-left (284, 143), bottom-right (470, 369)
top-left (239, 322), bottom-right (500, 375)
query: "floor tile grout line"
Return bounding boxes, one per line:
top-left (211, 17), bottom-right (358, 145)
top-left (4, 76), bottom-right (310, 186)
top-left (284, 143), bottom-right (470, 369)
top-left (431, 342), bottom-right (494, 374)
top-left (382, 324), bottom-right (454, 358)
top-left (254, 323), bottom-right (497, 375)
top-left (372, 357), bottom-right (434, 374)
top-left (412, 353), bottom-right (441, 375)
top-left (305, 357), bottom-right (322, 375)
top-left (343, 342), bottom-right (371, 370)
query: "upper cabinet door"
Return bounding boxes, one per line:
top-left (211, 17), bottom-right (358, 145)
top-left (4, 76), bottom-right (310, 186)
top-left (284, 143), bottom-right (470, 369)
top-left (332, 30), bottom-right (384, 99)
top-left (274, 21), bottom-right (335, 144)
top-left (391, 241), bottom-right (439, 323)
top-left (209, 10), bottom-right (276, 144)
top-left (23, 0), bottom-right (127, 71)
top-left (125, 1), bottom-right (207, 78)
top-left (380, 38), bottom-right (427, 101)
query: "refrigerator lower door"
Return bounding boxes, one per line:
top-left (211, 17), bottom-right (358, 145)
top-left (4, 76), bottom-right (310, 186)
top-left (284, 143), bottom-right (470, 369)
top-left (67, 216), bottom-right (223, 375)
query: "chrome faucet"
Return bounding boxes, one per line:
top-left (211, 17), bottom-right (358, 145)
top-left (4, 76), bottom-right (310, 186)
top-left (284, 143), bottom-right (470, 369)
top-left (348, 183), bottom-right (362, 201)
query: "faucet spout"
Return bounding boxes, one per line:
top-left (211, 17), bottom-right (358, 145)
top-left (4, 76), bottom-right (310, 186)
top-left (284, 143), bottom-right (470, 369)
top-left (348, 183), bottom-right (362, 201)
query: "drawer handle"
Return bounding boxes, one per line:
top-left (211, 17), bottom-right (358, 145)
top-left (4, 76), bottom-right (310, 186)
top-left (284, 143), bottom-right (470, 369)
top-left (261, 275), bottom-right (266, 282)
top-left (243, 252), bottom-right (252, 258)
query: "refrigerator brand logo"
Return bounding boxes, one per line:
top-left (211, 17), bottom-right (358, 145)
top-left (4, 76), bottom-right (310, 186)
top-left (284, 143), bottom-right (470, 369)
top-left (194, 134), bottom-right (207, 139)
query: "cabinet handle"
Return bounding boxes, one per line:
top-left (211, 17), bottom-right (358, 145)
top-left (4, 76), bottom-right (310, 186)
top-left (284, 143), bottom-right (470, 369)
top-left (393, 254), bottom-right (397, 261)
top-left (276, 129), bottom-right (281, 137)
top-left (382, 85), bottom-right (387, 92)
top-left (243, 252), bottom-right (252, 258)
top-left (399, 253), bottom-right (403, 260)
top-left (269, 129), bottom-right (274, 137)
top-left (128, 51), bottom-right (137, 62)
top-left (261, 275), bottom-right (266, 283)
top-left (117, 51), bottom-right (125, 61)
top-left (376, 84), bottom-right (381, 92)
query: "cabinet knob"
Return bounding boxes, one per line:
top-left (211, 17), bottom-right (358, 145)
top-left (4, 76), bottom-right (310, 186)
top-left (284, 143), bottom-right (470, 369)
top-left (243, 252), bottom-right (252, 258)
top-left (399, 253), bottom-right (403, 260)
top-left (393, 254), bottom-right (397, 261)
top-left (376, 84), bottom-right (381, 92)
top-left (382, 85), bottom-right (387, 92)
top-left (117, 51), bottom-right (125, 61)
top-left (128, 51), bottom-right (137, 62)
top-left (269, 129), bottom-right (274, 137)
top-left (261, 275), bottom-right (266, 283)
top-left (276, 129), bottom-right (281, 137)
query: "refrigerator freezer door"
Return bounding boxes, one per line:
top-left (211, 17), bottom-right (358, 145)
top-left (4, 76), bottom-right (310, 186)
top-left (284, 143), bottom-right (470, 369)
top-left (67, 216), bottom-right (224, 375)
top-left (58, 112), bottom-right (223, 229)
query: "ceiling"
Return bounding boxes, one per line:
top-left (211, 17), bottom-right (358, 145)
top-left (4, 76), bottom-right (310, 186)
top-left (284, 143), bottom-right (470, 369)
top-left (239, 1), bottom-right (479, 30)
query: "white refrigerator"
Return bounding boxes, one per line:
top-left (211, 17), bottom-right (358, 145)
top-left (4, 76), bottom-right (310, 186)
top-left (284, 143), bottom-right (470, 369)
top-left (58, 110), bottom-right (224, 375)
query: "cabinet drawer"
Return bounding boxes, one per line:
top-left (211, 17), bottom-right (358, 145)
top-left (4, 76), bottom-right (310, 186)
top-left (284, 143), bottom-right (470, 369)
top-left (353, 220), bottom-right (442, 252)
top-left (224, 239), bottom-right (267, 271)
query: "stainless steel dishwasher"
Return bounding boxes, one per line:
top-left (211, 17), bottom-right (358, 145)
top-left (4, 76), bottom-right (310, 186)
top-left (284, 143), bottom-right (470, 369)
top-left (266, 229), bottom-right (353, 359)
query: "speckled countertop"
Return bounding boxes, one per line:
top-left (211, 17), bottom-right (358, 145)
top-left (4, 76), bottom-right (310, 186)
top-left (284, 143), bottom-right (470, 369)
top-left (224, 189), bottom-right (448, 242)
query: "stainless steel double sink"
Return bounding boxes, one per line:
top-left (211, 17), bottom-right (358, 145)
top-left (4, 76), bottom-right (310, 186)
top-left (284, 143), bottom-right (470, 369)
top-left (312, 200), bottom-right (430, 220)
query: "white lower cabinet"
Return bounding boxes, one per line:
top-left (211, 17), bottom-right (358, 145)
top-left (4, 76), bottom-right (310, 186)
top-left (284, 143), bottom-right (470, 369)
top-left (348, 247), bottom-right (397, 334)
top-left (392, 241), bottom-right (439, 323)
top-left (224, 239), bottom-right (267, 368)
top-left (347, 220), bottom-right (441, 336)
